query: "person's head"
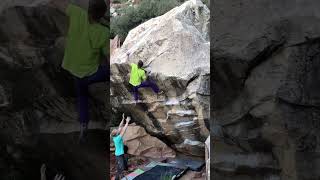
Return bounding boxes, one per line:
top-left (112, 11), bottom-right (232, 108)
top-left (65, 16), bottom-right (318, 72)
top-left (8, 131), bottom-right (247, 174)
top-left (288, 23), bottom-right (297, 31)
top-left (88, 0), bottom-right (107, 23)
top-left (110, 129), bottom-right (119, 137)
top-left (138, 60), bottom-right (144, 69)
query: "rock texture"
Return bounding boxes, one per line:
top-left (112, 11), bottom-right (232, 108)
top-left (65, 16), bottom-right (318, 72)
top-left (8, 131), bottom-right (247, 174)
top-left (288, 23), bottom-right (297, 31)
top-left (123, 125), bottom-right (176, 158)
top-left (0, 1), bottom-right (108, 179)
top-left (111, 0), bottom-right (210, 157)
top-left (212, 0), bottom-right (320, 179)
top-left (0, 0), bottom-right (108, 133)
top-left (110, 35), bottom-right (121, 56)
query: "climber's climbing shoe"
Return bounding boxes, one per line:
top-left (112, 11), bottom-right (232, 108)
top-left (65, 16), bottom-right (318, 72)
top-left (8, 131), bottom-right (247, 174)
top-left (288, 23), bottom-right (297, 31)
top-left (78, 124), bottom-right (88, 144)
top-left (134, 100), bottom-right (143, 106)
top-left (157, 90), bottom-right (164, 99)
top-left (78, 135), bottom-right (86, 144)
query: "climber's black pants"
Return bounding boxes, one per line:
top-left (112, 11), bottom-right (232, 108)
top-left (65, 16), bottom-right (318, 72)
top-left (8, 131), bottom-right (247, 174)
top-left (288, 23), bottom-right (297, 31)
top-left (115, 154), bottom-right (125, 180)
top-left (74, 64), bottom-right (108, 125)
top-left (132, 80), bottom-right (160, 101)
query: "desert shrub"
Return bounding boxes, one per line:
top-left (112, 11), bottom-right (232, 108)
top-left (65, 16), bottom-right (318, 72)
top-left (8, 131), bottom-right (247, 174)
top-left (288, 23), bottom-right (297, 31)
top-left (112, 0), bottom-right (127, 4)
top-left (111, 0), bottom-right (180, 41)
top-left (202, 0), bottom-right (210, 7)
top-left (111, 0), bottom-right (209, 41)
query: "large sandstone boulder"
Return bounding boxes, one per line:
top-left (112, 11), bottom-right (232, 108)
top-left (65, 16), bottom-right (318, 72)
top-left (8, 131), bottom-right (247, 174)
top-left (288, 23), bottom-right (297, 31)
top-left (213, 0), bottom-right (320, 179)
top-left (0, 1), bottom-right (108, 179)
top-left (123, 125), bottom-right (176, 158)
top-left (111, 0), bottom-right (210, 157)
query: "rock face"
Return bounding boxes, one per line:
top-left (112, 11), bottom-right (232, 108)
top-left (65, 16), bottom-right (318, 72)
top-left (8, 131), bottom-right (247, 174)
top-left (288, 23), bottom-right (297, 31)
top-left (213, 0), bottom-right (320, 179)
top-left (122, 125), bottom-right (176, 158)
top-left (110, 35), bottom-right (121, 57)
top-left (111, 0), bottom-right (210, 157)
top-left (0, 0), bottom-right (108, 133)
top-left (0, 1), bottom-right (107, 179)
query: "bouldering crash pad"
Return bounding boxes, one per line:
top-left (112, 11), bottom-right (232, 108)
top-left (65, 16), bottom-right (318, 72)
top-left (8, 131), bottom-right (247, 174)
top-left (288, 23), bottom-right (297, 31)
top-left (121, 169), bottom-right (144, 180)
top-left (134, 165), bottom-right (186, 180)
top-left (167, 158), bottom-right (205, 171)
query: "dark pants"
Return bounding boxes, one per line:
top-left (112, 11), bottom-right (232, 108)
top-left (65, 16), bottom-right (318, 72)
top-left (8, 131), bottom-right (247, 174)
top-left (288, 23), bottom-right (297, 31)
top-left (133, 80), bottom-right (160, 101)
top-left (75, 65), bottom-right (108, 125)
top-left (124, 145), bottom-right (128, 170)
top-left (115, 155), bottom-right (125, 180)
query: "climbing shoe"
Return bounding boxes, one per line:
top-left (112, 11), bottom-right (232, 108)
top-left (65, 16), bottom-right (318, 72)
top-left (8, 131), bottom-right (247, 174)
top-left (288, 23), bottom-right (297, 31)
top-left (78, 123), bottom-right (88, 144)
top-left (157, 90), bottom-right (164, 99)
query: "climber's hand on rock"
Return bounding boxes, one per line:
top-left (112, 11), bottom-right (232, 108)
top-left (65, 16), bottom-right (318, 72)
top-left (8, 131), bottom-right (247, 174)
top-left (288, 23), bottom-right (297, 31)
top-left (54, 174), bottom-right (65, 180)
top-left (126, 52), bottom-right (130, 60)
top-left (144, 69), bottom-right (151, 75)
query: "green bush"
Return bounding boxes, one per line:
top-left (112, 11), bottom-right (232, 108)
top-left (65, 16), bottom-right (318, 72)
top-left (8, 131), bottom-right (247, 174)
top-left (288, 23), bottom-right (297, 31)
top-left (112, 0), bottom-right (128, 4)
top-left (110, 0), bottom-right (209, 41)
top-left (111, 0), bottom-right (181, 41)
top-left (202, 0), bottom-right (210, 7)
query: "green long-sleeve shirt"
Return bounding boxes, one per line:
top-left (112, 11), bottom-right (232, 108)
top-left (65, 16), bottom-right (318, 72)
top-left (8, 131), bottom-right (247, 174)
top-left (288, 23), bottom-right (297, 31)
top-left (129, 63), bottom-right (146, 86)
top-left (62, 4), bottom-right (109, 78)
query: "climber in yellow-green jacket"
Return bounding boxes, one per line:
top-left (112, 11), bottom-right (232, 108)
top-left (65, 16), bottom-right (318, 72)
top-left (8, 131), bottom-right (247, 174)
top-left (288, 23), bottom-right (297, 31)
top-left (49, 0), bottom-right (109, 143)
top-left (127, 53), bottom-right (163, 103)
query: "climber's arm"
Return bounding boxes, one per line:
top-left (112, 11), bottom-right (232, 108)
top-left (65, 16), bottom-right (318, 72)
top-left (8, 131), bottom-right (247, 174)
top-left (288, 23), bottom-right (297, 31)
top-left (117, 113), bottom-right (125, 133)
top-left (120, 117), bottom-right (131, 137)
top-left (141, 70), bottom-right (147, 81)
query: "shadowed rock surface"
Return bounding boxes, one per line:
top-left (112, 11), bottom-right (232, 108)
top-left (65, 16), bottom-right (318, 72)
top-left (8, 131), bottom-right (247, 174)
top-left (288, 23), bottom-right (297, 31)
top-left (212, 0), bottom-right (320, 179)
top-left (111, 0), bottom-right (210, 157)
top-left (123, 125), bottom-right (176, 158)
top-left (0, 0), bottom-right (108, 179)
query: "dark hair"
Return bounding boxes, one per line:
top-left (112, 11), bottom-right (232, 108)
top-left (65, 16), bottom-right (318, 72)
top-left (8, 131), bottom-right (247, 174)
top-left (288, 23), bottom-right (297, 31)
top-left (88, 0), bottom-right (107, 23)
top-left (138, 60), bottom-right (144, 68)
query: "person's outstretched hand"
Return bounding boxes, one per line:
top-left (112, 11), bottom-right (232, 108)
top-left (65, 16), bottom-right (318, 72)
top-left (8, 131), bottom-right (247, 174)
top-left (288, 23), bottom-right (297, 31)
top-left (126, 116), bottom-right (131, 123)
top-left (122, 113), bottom-right (125, 120)
top-left (40, 164), bottom-right (47, 180)
top-left (54, 174), bottom-right (65, 180)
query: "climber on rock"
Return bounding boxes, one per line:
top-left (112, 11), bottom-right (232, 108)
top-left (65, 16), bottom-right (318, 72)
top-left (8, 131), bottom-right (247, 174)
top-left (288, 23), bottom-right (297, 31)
top-left (111, 113), bottom-right (131, 180)
top-left (127, 53), bottom-right (164, 104)
top-left (49, 0), bottom-right (109, 143)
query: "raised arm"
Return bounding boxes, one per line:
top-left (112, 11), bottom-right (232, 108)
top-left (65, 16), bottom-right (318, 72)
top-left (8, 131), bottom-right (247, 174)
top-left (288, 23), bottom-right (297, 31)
top-left (117, 113), bottom-right (125, 133)
top-left (120, 116), bottom-right (131, 137)
top-left (40, 164), bottom-right (47, 180)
